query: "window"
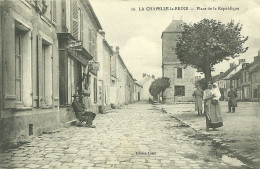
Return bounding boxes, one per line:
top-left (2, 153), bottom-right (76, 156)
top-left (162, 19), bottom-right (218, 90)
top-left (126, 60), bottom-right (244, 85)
top-left (253, 89), bottom-right (257, 98)
top-left (50, 0), bottom-right (57, 24)
top-left (94, 78), bottom-right (97, 103)
top-left (89, 29), bottom-right (97, 59)
top-left (41, 40), bottom-right (53, 106)
top-left (71, 0), bottom-right (83, 40)
top-left (67, 57), bottom-right (75, 104)
top-left (177, 68), bottom-right (182, 79)
top-left (71, 0), bottom-right (79, 39)
top-left (175, 86), bottom-right (185, 96)
top-left (15, 29), bottom-right (22, 101)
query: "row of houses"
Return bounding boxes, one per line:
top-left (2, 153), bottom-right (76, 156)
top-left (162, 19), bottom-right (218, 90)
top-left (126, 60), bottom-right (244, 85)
top-left (0, 0), bottom-right (143, 143)
top-left (212, 51), bottom-right (260, 101)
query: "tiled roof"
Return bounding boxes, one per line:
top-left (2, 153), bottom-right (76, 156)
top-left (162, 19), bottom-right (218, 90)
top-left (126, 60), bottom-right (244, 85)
top-left (228, 69), bottom-right (242, 80)
top-left (215, 65), bottom-right (238, 81)
top-left (249, 60), bottom-right (260, 73)
top-left (163, 20), bottom-right (185, 33)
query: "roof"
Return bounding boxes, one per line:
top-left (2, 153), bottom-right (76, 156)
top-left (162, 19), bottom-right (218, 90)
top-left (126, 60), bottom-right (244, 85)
top-left (228, 69), bottom-right (242, 80)
top-left (138, 76), bottom-right (154, 86)
top-left (162, 20), bottom-right (185, 33)
top-left (134, 82), bottom-right (143, 88)
top-left (214, 65), bottom-right (238, 81)
top-left (103, 39), bottom-right (113, 55)
top-left (249, 59), bottom-right (260, 73)
top-left (83, 0), bottom-right (102, 30)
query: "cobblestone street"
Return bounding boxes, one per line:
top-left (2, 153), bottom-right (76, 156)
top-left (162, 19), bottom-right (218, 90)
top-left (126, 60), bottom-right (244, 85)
top-left (0, 102), bottom-right (245, 169)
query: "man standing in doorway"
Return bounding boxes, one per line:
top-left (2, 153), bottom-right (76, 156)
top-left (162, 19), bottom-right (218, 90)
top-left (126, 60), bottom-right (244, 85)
top-left (228, 86), bottom-right (237, 113)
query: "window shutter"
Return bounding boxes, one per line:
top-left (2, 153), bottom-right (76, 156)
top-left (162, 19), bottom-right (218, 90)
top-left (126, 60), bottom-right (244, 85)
top-left (37, 36), bottom-right (43, 107)
top-left (89, 29), bottom-right (92, 54)
top-left (71, 0), bottom-right (78, 39)
top-left (51, 0), bottom-right (57, 24)
top-left (80, 10), bottom-right (83, 41)
top-left (3, 12), bottom-right (16, 108)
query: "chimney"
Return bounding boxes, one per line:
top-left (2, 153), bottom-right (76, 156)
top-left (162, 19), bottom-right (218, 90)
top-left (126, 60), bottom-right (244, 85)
top-left (239, 59), bottom-right (245, 64)
top-left (242, 63), bottom-right (249, 69)
top-left (230, 62), bottom-right (236, 67)
top-left (99, 30), bottom-right (105, 38)
top-left (116, 46), bottom-right (120, 53)
top-left (143, 73), bottom-right (146, 77)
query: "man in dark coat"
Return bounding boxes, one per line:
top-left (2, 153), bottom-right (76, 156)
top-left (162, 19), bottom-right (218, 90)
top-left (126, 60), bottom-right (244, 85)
top-left (72, 94), bottom-right (96, 128)
top-left (228, 86), bottom-right (237, 113)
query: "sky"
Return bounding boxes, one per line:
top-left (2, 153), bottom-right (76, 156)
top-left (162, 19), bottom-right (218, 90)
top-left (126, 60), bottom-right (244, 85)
top-left (89, 0), bottom-right (260, 81)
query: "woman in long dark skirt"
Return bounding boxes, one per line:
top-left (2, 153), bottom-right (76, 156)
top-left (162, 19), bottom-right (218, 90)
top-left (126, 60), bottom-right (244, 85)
top-left (203, 83), bottom-right (223, 131)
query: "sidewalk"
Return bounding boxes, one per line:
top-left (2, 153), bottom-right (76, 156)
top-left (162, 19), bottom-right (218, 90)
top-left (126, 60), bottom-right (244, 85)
top-left (157, 101), bottom-right (260, 167)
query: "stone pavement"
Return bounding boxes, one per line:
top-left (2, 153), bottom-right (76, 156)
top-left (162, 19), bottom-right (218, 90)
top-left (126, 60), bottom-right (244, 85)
top-left (158, 101), bottom-right (260, 168)
top-left (0, 102), bottom-right (242, 169)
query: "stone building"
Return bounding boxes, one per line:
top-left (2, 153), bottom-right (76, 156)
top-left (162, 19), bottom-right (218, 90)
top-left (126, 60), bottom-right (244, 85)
top-left (96, 30), bottom-right (113, 111)
top-left (138, 74), bottom-right (154, 101)
top-left (134, 81), bottom-right (142, 102)
top-left (162, 20), bottom-right (195, 103)
top-left (0, 0), bottom-right (61, 143)
top-left (0, 0), bottom-right (103, 144)
top-left (0, 0), bottom-right (137, 144)
top-left (249, 52), bottom-right (260, 101)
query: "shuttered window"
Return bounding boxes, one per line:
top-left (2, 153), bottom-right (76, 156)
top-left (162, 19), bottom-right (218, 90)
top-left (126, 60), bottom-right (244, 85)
top-left (79, 8), bottom-right (83, 41)
top-left (71, 0), bottom-right (79, 39)
top-left (88, 29), bottom-right (96, 59)
top-left (89, 28), bottom-right (92, 54)
top-left (177, 68), bottom-right (182, 78)
top-left (15, 29), bottom-right (22, 101)
top-left (51, 0), bottom-right (57, 24)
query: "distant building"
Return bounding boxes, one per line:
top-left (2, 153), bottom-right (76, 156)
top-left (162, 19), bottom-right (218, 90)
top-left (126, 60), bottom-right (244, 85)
top-left (134, 81), bottom-right (143, 102)
top-left (249, 53), bottom-right (260, 101)
top-left (161, 20), bottom-right (195, 103)
top-left (214, 60), bottom-right (245, 100)
top-left (223, 52), bottom-right (260, 102)
top-left (138, 74), bottom-right (154, 101)
top-left (97, 30), bottom-right (113, 111)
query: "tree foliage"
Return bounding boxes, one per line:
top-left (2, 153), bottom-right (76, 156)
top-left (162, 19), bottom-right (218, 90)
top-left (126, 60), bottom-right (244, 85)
top-left (176, 19), bottom-right (248, 83)
top-left (149, 77), bottom-right (170, 98)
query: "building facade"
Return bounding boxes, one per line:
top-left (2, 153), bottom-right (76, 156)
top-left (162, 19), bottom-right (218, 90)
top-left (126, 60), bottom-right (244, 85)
top-left (162, 20), bottom-right (195, 103)
top-left (249, 54), bottom-right (260, 101)
top-left (0, 0), bottom-right (61, 143)
top-left (0, 0), bottom-right (137, 144)
top-left (138, 74), bottom-right (154, 101)
top-left (134, 81), bottom-right (142, 102)
top-left (228, 52), bottom-right (260, 101)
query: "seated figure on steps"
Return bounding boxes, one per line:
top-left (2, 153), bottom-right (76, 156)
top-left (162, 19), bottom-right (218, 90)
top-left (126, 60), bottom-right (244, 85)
top-left (72, 93), bottom-right (96, 128)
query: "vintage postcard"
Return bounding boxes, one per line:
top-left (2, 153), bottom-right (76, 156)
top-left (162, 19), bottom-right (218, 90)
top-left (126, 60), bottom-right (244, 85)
top-left (0, 0), bottom-right (259, 168)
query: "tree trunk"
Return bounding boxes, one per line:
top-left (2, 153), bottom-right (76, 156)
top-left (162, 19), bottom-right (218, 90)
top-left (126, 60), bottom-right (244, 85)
top-left (205, 56), bottom-right (212, 85)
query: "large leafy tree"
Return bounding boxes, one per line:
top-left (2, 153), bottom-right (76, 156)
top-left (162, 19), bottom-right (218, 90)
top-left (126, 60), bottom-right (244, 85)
top-left (149, 77), bottom-right (170, 100)
top-left (176, 19), bottom-right (248, 84)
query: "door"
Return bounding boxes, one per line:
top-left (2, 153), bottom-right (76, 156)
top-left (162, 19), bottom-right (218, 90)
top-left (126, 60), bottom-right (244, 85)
top-left (258, 85), bottom-right (260, 101)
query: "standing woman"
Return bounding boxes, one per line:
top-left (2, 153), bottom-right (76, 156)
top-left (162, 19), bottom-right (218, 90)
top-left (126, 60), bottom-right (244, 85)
top-left (203, 83), bottom-right (213, 131)
top-left (204, 83), bottom-right (223, 131)
top-left (193, 84), bottom-right (204, 115)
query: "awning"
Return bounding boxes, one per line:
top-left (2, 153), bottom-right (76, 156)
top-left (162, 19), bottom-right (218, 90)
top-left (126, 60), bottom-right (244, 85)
top-left (57, 33), bottom-right (93, 65)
